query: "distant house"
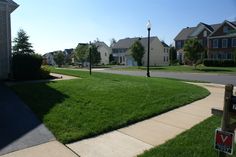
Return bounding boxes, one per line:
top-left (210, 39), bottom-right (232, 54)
top-left (112, 37), bottom-right (170, 66)
top-left (94, 41), bottom-right (111, 65)
top-left (174, 20), bottom-right (236, 61)
top-left (43, 52), bottom-right (56, 66)
top-left (43, 48), bottom-right (74, 66)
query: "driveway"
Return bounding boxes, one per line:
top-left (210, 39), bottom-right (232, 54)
top-left (0, 83), bottom-right (55, 155)
top-left (97, 69), bottom-right (236, 85)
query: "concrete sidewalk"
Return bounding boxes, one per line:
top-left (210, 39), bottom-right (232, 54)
top-left (1, 141), bottom-right (78, 157)
top-left (67, 83), bottom-right (225, 157)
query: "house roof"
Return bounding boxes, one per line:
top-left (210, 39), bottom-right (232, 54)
top-left (161, 41), bottom-right (169, 47)
top-left (174, 21), bottom-right (236, 41)
top-left (94, 41), bottom-right (109, 48)
top-left (112, 37), bottom-right (157, 49)
top-left (174, 27), bottom-right (195, 41)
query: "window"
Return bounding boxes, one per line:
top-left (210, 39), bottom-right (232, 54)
top-left (203, 30), bottom-right (207, 37)
top-left (222, 39), bottom-right (228, 48)
top-left (223, 26), bottom-right (228, 33)
top-left (105, 53), bottom-right (107, 56)
top-left (213, 39), bottom-right (218, 48)
top-left (227, 53), bottom-right (232, 59)
top-left (163, 56), bottom-right (165, 62)
top-left (176, 41), bottom-right (181, 49)
top-left (232, 38), bottom-right (236, 47)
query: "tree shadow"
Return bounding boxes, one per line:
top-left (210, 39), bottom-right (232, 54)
top-left (0, 81), bottom-right (69, 155)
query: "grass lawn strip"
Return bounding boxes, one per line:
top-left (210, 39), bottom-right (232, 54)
top-left (11, 69), bottom-right (209, 144)
top-left (139, 116), bottom-right (236, 157)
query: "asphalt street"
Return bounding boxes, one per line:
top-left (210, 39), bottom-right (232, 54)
top-left (96, 69), bottom-right (236, 86)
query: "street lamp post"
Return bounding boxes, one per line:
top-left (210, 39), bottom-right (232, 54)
top-left (146, 20), bottom-right (151, 77)
top-left (89, 41), bottom-right (92, 75)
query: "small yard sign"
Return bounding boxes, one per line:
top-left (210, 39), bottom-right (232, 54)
top-left (215, 128), bottom-right (234, 155)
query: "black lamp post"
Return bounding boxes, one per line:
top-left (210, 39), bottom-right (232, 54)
top-left (146, 20), bottom-right (151, 77)
top-left (89, 41), bottom-right (92, 75)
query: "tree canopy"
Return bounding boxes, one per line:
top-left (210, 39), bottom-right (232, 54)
top-left (74, 43), bottom-right (101, 65)
top-left (130, 40), bottom-right (145, 66)
top-left (53, 51), bottom-right (65, 67)
top-left (13, 29), bottom-right (34, 55)
top-left (169, 45), bottom-right (177, 65)
top-left (183, 39), bottom-right (204, 67)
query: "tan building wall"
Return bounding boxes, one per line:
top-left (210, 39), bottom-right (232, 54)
top-left (98, 45), bottom-right (111, 65)
top-left (142, 38), bottom-right (169, 66)
top-left (0, 0), bottom-right (18, 79)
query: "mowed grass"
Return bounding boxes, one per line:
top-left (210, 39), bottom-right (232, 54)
top-left (139, 116), bottom-right (236, 157)
top-left (11, 69), bottom-right (209, 144)
top-left (114, 65), bottom-right (236, 74)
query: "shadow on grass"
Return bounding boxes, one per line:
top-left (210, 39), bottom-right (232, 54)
top-left (11, 81), bottom-right (69, 121)
top-left (0, 81), bottom-right (68, 155)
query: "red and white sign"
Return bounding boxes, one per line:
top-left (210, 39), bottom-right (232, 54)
top-left (215, 128), bottom-right (234, 155)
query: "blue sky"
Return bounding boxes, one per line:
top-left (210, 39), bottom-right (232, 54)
top-left (11, 0), bottom-right (236, 54)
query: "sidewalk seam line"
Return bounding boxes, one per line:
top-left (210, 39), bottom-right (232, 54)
top-left (117, 130), bottom-right (154, 147)
top-left (64, 144), bottom-right (81, 157)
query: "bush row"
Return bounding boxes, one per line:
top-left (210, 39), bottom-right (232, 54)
top-left (203, 59), bottom-right (236, 67)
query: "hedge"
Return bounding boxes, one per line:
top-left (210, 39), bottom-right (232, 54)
top-left (12, 54), bottom-right (43, 80)
top-left (203, 59), bottom-right (236, 67)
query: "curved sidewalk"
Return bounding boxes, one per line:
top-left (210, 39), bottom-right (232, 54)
top-left (67, 83), bottom-right (225, 157)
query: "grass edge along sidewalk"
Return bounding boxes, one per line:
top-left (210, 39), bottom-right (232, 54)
top-left (11, 68), bottom-right (209, 144)
top-left (139, 116), bottom-right (236, 157)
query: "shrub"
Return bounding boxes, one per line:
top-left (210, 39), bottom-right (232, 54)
top-left (12, 54), bottom-right (43, 80)
top-left (203, 59), bottom-right (236, 67)
top-left (40, 66), bottom-right (51, 79)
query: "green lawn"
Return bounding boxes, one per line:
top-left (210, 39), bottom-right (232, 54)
top-left (114, 65), bottom-right (236, 74)
top-left (11, 69), bottom-right (209, 144)
top-left (139, 116), bottom-right (236, 157)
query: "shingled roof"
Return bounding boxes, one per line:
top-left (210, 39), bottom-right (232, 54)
top-left (112, 37), bottom-right (156, 49)
top-left (174, 21), bottom-right (236, 41)
top-left (112, 37), bottom-right (169, 50)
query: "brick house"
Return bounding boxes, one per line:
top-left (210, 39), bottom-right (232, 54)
top-left (174, 20), bottom-right (236, 61)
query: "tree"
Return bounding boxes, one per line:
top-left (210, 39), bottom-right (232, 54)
top-left (110, 38), bottom-right (117, 47)
top-left (74, 43), bottom-right (101, 66)
top-left (109, 54), bottom-right (114, 64)
top-left (130, 40), bottom-right (145, 66)
top-left (53, 51), bottom-right (65, 67)
top-left (13, 29), bottom-right (34, 55)
top-left (74, 44), bottom-right (89, 63)
top-left (234, 48), bottom-right (236, 62)
top-left (90, 44), bottom-right (101, 65)
top-left (169, 45), bottom-right (177, 65)
top-left (183, 39), bottom-right (204, 68)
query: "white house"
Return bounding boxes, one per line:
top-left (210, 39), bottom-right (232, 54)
top-left (0, 0), bottom-right (18, 79)
top-left (94, 41), bottom-right (111, 65)
top-left (43, 52), bottom-right (56, 66)
top-left (112, 37), bottom-right (170, 66)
